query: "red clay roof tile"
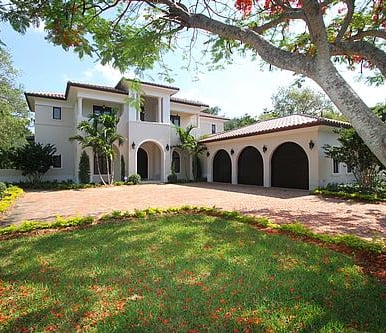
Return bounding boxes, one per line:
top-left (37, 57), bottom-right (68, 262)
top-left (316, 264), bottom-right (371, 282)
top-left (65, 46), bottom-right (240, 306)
top-left (200, 114), bottom-right (350, 143)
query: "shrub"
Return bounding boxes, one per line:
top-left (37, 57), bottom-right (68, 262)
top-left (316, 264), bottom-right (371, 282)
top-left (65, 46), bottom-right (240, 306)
top-left (0, 186), bottom-right (24, 214)
top-left (121, 155), bottom-right (126, 181)
top-left (167, 174), bottom-right (178, 183)
top-left (78, 150), bottom-right (90, 184)
top-left (0, 182), bottom-right (7, 199)
top-left (127, 173), bottom-right (141, 184)
top-left (313, 182), bottom-right (386, 202)
top-left (12, 142), bottom-right (57, 184)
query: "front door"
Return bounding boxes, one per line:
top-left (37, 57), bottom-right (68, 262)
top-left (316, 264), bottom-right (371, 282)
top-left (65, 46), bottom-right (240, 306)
top-left (137, 148), bottom-right (148, 180)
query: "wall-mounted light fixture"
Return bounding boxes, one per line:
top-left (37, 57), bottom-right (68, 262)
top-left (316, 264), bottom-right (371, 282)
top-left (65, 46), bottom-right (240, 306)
top-left (206, 152), bottom-right (210, 157)
top-left (166, 144), bottom-right (170, 151)
top-left (132, 142), bottom-right (136, 150)
top-left (230, 148), bottom-right (235, 155)
top-left (309, 140), bottom-right (315, 150)
top-left (263, 145), bottom-right (267, 153)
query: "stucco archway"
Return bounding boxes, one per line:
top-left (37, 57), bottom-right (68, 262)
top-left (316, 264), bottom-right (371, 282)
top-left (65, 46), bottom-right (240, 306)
top-left (271, 142), bottom-right (309, 189)
top-left (213, 149), bottom-right (231, 183)
top-left (137, 141), bottom-right (163, 181)
top-left (237, 146), bottom-right (263, 186)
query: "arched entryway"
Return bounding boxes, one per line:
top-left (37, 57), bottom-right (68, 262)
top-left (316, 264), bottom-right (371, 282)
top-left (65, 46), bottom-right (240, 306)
top-left (137, 141), bottom-right (163, 181)
top-left (213, 149), bottom-right (231, 183)
top-left (238, 146), bottom-right (263, 185)
top-left (137, 148), bottom-right (148, 180)
top-left (271, 142), bottom-right (309, 189)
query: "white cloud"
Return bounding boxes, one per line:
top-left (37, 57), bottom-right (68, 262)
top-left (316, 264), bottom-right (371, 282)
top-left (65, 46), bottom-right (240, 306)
top-left (63, 63), bottom-right (135, 86)
top-left (85, 63), bottom-right (127, 85)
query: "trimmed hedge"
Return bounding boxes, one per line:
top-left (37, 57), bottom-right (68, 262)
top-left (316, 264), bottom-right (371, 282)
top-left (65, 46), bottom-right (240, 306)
top-left (1, 205), bottom-right (384, 254)
top-left (0, 216), bottom-right (94, 236)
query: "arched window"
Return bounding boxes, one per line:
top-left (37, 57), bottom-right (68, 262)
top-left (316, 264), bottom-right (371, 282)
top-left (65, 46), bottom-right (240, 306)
top-left (172, 151), bottom-right (181, 173)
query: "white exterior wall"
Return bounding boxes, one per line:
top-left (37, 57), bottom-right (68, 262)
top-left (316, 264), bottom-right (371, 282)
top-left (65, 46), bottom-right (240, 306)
top-left (34, 99), bottom-right (76, 181)
top-left (317, 126), bottom-right (356, 186)
top-left (199, 117), bottom-right (226, 137)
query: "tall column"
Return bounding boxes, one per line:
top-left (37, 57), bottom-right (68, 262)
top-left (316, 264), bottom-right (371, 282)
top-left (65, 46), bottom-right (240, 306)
top-left (263, 150), bottom-right (270, 187)
top-left (74, 97), bottom-right (83, 183)
top-left (231, 154), bottom-right (237, 184)
top-left (158, 97), bottom-right (162, 123)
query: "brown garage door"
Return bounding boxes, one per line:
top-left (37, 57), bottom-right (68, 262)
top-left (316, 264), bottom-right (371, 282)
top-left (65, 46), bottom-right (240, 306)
top-left (213, 149), bottom-right (231, 183)
top-left (271, 142), bottom-right (309, 189)
top-left (238, 146), bottom-right (263, 185)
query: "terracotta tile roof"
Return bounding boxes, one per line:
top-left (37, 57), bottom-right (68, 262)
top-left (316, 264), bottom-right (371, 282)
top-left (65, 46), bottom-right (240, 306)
top-left (116, 77), bottom-right (179, 92)
top-left (24, 92), bottom-right (66, 100)
top-left (199, 112), bottom-right (230, 121)
top-left (171, 97), bottom-right (209, 108)
top-left (200, 114), bottom-right (350, 143)
top-left (66, 81), bottom-right (128, 95)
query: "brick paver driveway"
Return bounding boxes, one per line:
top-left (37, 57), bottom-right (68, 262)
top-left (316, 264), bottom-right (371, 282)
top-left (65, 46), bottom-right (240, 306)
top-left (1, 183), bottom-right (385, 240)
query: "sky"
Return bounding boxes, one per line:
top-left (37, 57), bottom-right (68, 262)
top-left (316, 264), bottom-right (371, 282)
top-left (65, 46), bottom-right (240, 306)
top-left (1, 22), bottom-right (385, 119)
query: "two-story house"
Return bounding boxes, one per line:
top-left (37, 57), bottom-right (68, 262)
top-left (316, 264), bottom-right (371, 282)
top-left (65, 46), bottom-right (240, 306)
top-left (22, 78), bottom-right (228, 183)
top-left (0, 77), bottom-right (356, 190)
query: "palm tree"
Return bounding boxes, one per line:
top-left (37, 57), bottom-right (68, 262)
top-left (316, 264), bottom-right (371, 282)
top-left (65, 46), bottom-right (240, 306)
top-left (69, 110), bottom-right (125, 184)
top-left (175, 125), bottom-right (206, 181)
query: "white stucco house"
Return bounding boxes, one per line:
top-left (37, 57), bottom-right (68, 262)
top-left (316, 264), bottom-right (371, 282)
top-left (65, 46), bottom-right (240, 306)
top-left (0, 77), bottom-right (354, 190)
top-left (1, 78), bottom-right (228, 183)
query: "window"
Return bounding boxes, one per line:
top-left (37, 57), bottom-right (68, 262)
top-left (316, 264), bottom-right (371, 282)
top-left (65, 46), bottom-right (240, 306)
top-left (211, 124), bottom-right (216, 134)
top-left (172, 151), bottom-right (181, 173)
top-left (53, 107), bottom-right (61, 120)
top-left (170, 115), bottom-right (181, 127)
top-left (332, 159), bottom-right (340, 174)
top-left (93, 105), bottom-right (112, 116)
top-left (346, 164), bottom-right (353, 173)
top-left (94, 154), bottom-right (111, 175)
top-left (52, 155), bottom-right (62, 168)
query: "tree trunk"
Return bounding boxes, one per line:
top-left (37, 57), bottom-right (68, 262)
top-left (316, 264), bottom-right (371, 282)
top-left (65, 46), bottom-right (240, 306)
top-left (96, 153), bottom-right (106, 185)
top-left (312, 62), bottom-right (386, 167)
top-left (110, 155), bottom-right (114, 184)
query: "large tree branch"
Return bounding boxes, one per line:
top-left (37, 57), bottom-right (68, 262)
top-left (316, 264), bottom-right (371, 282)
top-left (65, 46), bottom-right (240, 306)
top-left (335, 0), bottom-right (354, 42)
top-left (300, 0), bottom-right (330, 58)
top-left (251, 9), bottom-right (305, 34)
top-left (161, 1), bottom-right (316, 76)
top-left (349, 29), bottom-right (386, 41)
top-left (331, 40), bottom-right (386, 78)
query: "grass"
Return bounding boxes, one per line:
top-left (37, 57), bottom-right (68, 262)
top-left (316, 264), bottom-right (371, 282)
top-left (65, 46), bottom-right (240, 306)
top-left (0, 213), bottom-right (385, 332)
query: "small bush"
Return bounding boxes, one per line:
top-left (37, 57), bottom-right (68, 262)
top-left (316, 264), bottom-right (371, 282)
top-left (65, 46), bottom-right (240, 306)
top-left (127, 173), bottom-right (141, 185)
top-left (0, 182), bottom-right (7, 199)
top-left (0, 186), bottom-right (24, 214)
top-left (167, 174), bottom-right (177, 183)
top-left (79, 151), bottom-right (90, 184)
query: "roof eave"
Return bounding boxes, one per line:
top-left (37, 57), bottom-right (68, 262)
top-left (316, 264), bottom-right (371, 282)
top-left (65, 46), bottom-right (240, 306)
top-left (200, 120), bottom-right (350, 144)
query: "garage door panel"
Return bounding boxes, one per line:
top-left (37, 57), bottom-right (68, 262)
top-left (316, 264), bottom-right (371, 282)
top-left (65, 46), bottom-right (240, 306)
top-left (238, 146), bottom-right (263, 185)
top-left (271, 142), bottom-right (309, 190)
top-left (213, 150), bottom-right (231, 183)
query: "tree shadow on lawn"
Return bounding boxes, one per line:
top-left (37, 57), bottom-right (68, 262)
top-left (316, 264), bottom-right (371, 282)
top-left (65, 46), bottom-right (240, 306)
top-left (0, 215), bottom-right (385, 332)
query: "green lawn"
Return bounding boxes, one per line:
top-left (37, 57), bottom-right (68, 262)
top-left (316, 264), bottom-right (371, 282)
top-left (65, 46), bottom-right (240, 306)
top-left (0, 214), bottom-right (385, 332)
